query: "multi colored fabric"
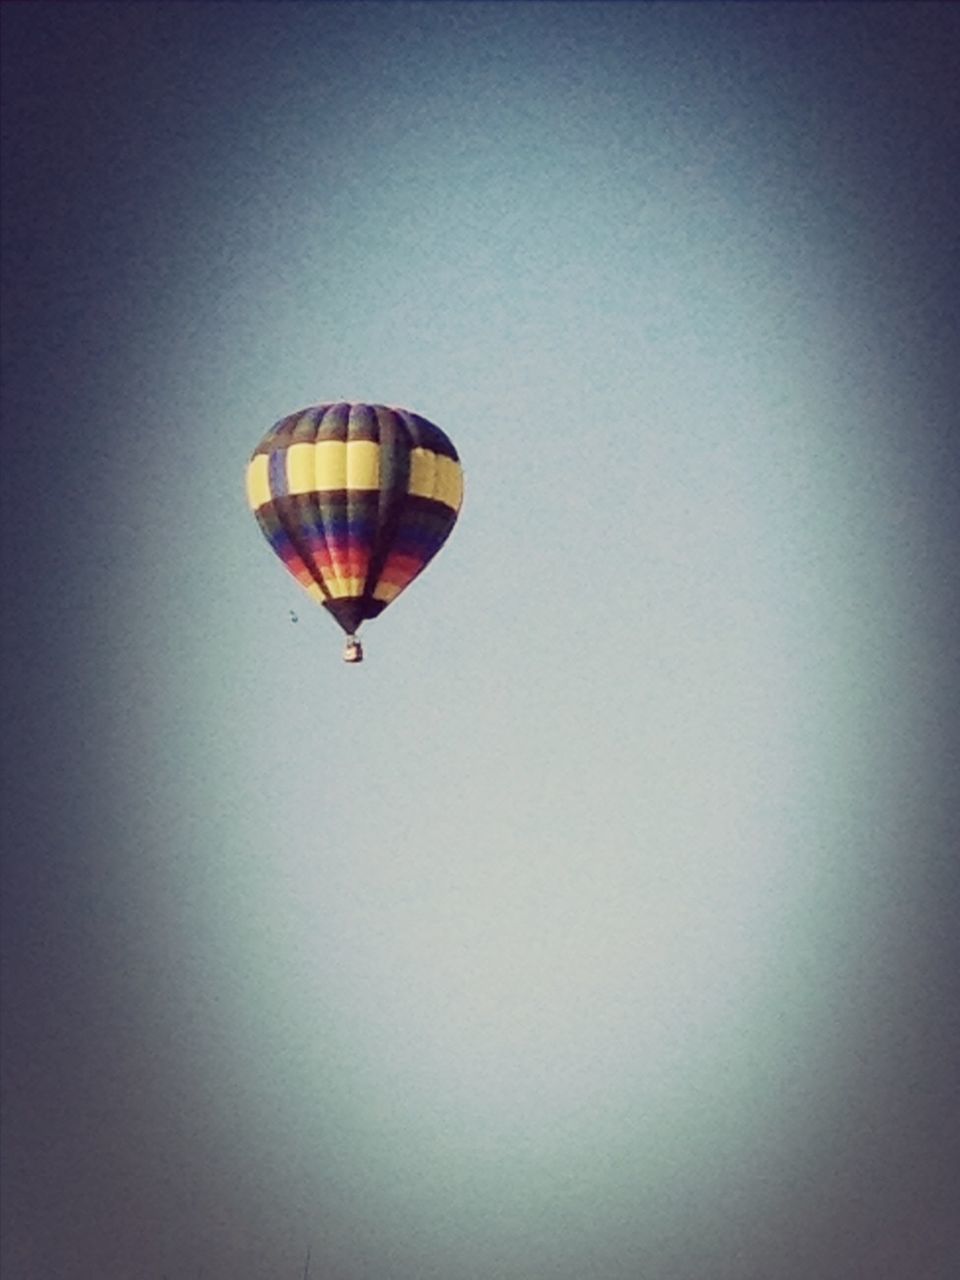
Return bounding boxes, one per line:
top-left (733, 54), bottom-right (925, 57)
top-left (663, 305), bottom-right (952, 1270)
top-left (246, 402), bottom-right (463, 635)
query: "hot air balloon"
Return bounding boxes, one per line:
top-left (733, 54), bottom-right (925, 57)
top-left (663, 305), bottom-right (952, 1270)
top-left (246, 402), bottom-right (463, 662)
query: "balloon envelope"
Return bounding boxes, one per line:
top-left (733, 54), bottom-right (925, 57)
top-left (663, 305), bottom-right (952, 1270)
top-left (246, 402), bottom-right (463, 636)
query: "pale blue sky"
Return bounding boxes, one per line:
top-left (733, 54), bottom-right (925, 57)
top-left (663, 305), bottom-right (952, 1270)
top-left (3, 4), bottom-right (958, 1278)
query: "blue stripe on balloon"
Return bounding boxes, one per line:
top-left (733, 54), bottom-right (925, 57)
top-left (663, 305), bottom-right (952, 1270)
top-left (392, 526), bottom-right (446, 555)
top-left (268, 527), bottom-right (293, 554)
top-left (305, 515), bottom-right (378, 541)
top-left (269, 450), bottom-right (288, 499)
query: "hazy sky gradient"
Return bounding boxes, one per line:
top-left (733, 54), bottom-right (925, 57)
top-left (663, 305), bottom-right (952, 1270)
top-left (2, 4), bottom-right (959, 1278)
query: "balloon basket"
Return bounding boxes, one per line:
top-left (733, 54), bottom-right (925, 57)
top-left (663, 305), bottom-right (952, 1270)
top-left (343, 636), bottom-right (364, 664)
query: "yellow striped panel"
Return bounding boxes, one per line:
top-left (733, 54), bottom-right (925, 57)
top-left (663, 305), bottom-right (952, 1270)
top-left (285, 443), bottom-right (316, 495)
top-left (307, 440), bottom-right (381, 492)
top-left (246, 455), bottom-right (271, 510)
top-left (324, 577), bottom-right (366, 600)
top-left (284, 439), bottom-right (381, 494)
top-left (313, 441), bottom-right (347, 491)
top-left (408, 449), bottom-right (463, 510)
top-left (371, 580), bottom-right (403, 604)
top-left (346, 440), bottom-right (380, 489)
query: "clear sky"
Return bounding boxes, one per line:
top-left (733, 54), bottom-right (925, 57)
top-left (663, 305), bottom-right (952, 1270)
top-left (2, 3), bottom-right (958, 1278)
